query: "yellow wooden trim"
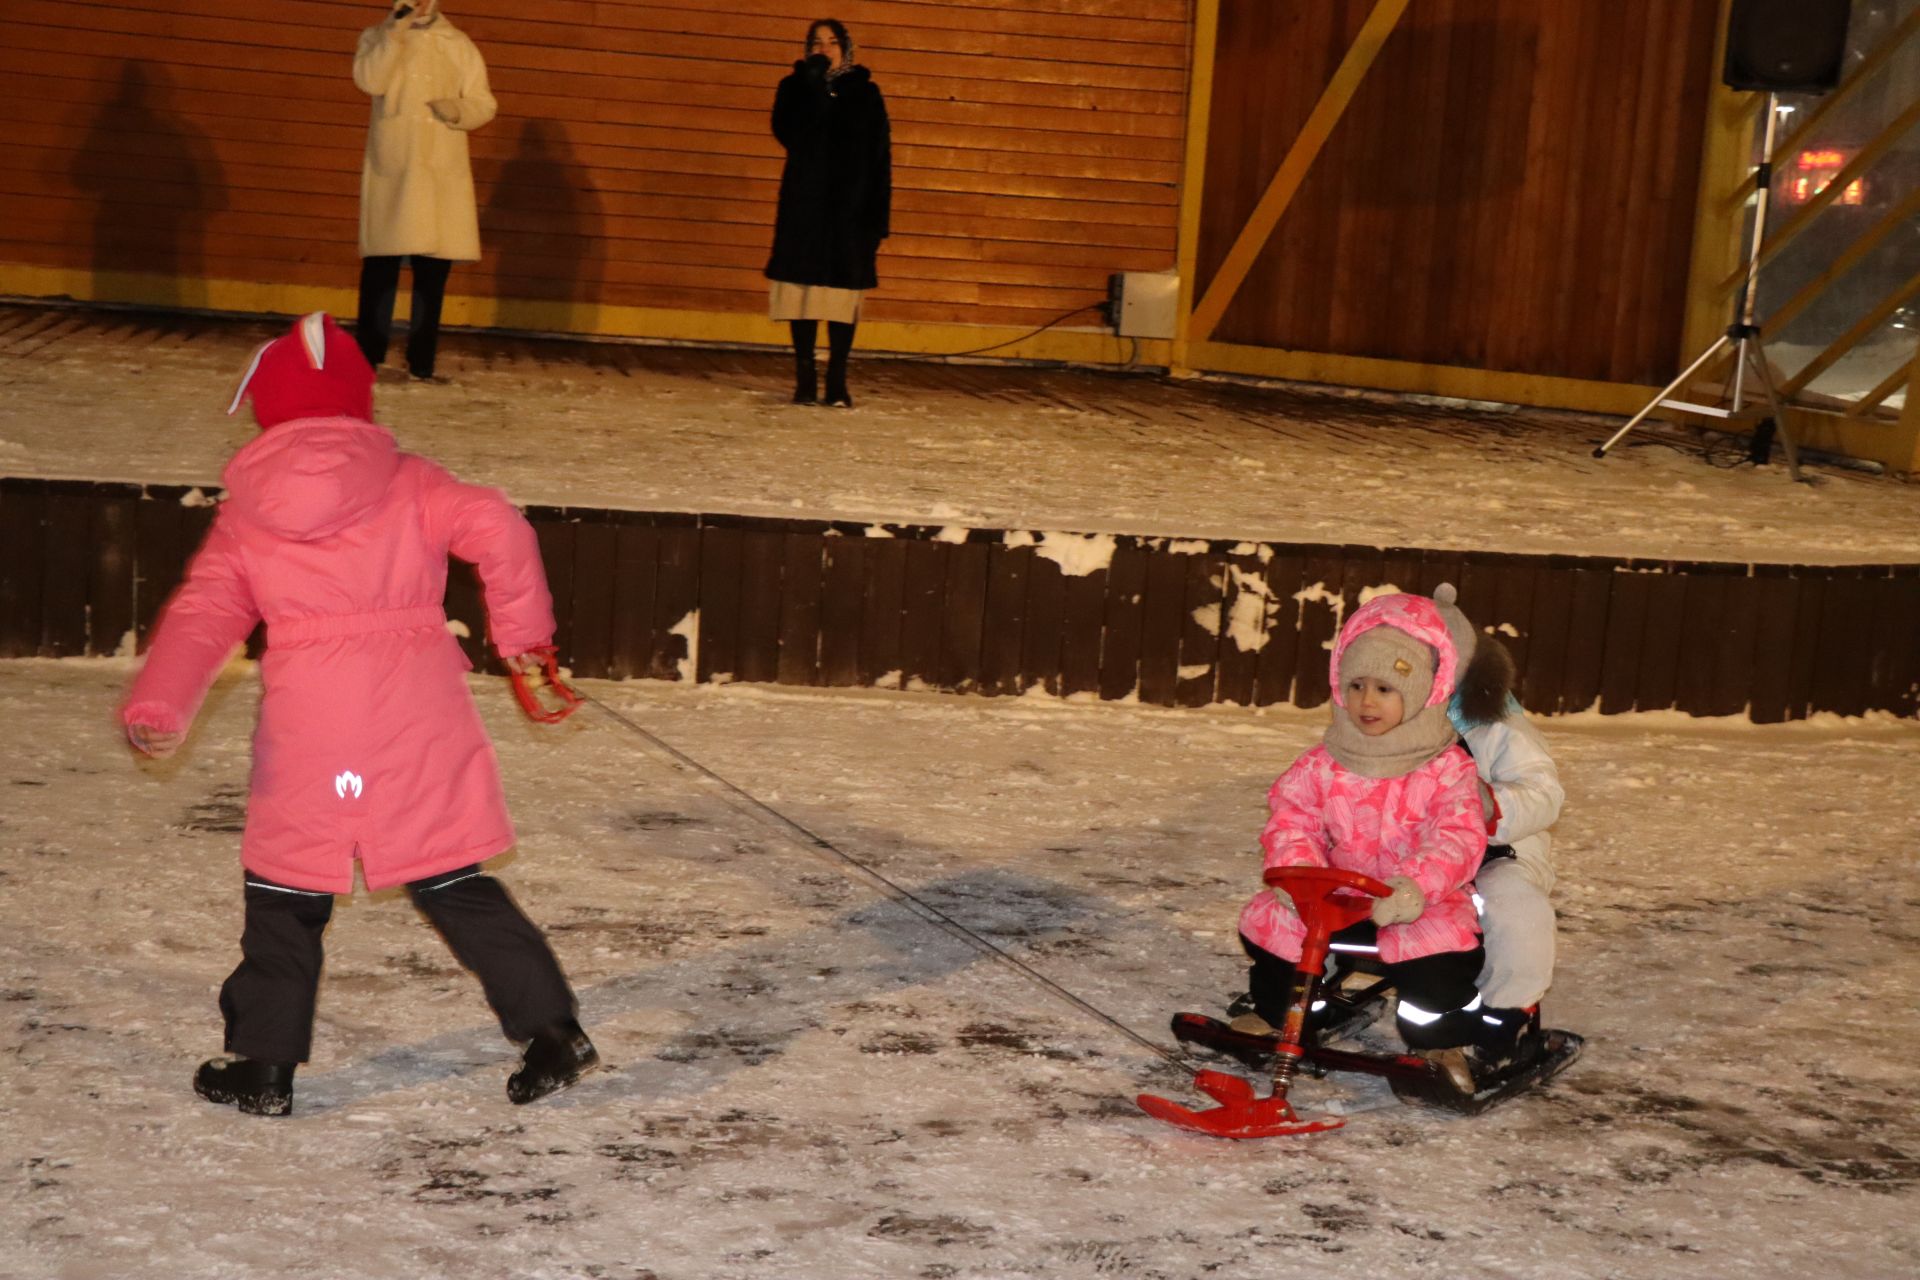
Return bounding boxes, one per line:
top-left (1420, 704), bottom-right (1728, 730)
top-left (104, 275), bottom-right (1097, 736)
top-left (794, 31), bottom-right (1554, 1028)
top-left (1188, 339), bottom-right (1657, 416)
top-left (1759, 185), bottom-right (1920, 338)
top-left (0, 263), bottom-right (1168, 367)
top-left (1188, 0), bottom-right (1410, 342)
top-left (1786, 405), bottom-right (1920, 475)
top-left (1715, 94), bottom-right (1920, 299)
top-left (1170, 0), bottom-right (1221, 375)
top-left (1845, 345), bottom-right (1918, 418)
top-left (1902, 340), bottom-right (1920, 450)
top-left (1728, 4), bottom-right (1920, 205)
top-left (1779, 268), bottom-right (1920, 398)
top-left (1680, 0), bottom-right (1759, 361)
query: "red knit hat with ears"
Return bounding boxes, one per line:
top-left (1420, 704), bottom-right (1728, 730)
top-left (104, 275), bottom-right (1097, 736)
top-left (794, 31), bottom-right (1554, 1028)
top-left (227, 312), bottom-right (374, 429)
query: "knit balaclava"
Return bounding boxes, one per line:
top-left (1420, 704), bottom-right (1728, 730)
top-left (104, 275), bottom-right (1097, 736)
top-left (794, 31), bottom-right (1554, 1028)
top-left (1323, 594), bottom-right (1459, 778)
top-left (1335, 624), bottom-right (1436, 715)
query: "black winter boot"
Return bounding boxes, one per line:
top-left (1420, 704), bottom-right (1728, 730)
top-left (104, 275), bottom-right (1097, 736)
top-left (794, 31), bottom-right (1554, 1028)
top-left (824, 320), bottom-right (855, 407)
top-left (507, 1019), bottom-right (600, 1105)
top-left (1418, 1005), bottom-right (1546, 1098)
top-left (194, 1057), bottom-right (295, 1116)
top-left (789, 320), bottom-right (818, 404)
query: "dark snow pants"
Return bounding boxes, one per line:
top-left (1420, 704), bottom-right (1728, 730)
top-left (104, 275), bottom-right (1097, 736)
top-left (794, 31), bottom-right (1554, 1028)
top-left (354, 254), bottom-right (454, 377)
top-left (1242, 928), bottom-right (1487, 1050)
top-left (220, 864), bottom-right (577, 1064)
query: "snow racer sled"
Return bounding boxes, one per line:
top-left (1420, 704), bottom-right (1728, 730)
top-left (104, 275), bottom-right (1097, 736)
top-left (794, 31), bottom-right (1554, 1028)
top-left (1137, 867), bottom-right (1581, 1138)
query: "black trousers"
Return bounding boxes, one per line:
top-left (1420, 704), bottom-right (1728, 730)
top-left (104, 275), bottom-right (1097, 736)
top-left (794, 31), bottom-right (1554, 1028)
top-left (220, 864), bottom-right (577, 1064)
top-left (354, 254), bottom-right (454, 376)
top-left (1242, 927), bottom-right (1486, 1050)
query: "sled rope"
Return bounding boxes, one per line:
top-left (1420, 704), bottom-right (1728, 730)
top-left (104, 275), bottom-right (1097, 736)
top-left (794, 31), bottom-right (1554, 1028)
top-left (575, 689), bottom-right (1196, 1069)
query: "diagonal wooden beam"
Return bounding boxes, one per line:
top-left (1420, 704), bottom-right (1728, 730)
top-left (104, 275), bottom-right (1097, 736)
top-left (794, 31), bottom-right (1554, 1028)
top-left (1172, 0), bottom-right (1222, 373)
top-left (1844, 343), bottom-right (1918, 418)
top-left (1759, 185), bottom-right (1920, 338)
top-left (1188, 0), bottom-right (1411, 342)
top-left (1716, 94), bottom-right (1920, 299)
top-left (1780, 267), bottom-right (1920, 399)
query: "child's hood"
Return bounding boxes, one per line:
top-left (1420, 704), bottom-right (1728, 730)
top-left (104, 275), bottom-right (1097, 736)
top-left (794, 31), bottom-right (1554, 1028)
top-left (1328, 594), bottom-right (1459, 709)
top-left (220, 417), bottom-right (402, 543)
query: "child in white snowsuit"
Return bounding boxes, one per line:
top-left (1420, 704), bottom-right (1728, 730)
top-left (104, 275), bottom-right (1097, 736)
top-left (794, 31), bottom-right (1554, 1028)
top-left (1431, 583), bottom-right (1566, 1046)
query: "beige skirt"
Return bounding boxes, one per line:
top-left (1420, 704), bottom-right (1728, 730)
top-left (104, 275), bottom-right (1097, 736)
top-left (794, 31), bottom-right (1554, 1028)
top-left (768, 280), bottom-right (865, 324)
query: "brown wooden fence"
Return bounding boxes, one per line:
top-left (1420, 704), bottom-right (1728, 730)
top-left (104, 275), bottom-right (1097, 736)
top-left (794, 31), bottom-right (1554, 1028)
top-left (3, 476), bottom-right (1917, 722)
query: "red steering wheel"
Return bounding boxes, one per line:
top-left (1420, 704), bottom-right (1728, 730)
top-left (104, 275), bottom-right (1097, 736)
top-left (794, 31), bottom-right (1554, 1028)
top-left (1262, 866), bottom-right (1392, 975)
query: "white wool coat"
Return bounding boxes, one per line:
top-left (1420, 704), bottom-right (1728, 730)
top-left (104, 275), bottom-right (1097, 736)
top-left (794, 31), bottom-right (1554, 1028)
top-left (354, 15), bottom-right (496, 261)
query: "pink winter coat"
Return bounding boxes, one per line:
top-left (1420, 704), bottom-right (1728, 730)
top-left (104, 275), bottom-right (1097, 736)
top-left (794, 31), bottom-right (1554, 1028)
top-left (1239, 593), bottom-right (1486, 964)
top-left (121, 417), bottom-right (553, 893)
top-left (1238, 745), bottom-right (1486, 963)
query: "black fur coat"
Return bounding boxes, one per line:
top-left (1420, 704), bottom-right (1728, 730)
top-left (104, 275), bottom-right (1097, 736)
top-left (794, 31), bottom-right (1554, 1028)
top-left (765, 59), bottom-right (892, 291)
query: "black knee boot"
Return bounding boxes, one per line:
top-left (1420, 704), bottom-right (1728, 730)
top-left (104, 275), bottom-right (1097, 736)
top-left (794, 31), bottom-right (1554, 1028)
top-left (825, 320), bottom-right (855, 407)
top-left (789, 320), bottom-right (817, 404)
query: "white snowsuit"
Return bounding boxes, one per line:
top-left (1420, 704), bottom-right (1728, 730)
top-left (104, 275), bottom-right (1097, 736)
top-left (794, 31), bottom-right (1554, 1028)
top-left (1462, 713), bottom-right (1564, 1008)
top-left (354, 12), bottom-right (496, 261)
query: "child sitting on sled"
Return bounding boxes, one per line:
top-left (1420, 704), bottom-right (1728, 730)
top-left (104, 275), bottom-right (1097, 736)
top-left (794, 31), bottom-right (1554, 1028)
top-left (1232, 592), bottom-right (1499, 1092)
top-left (121, 312), bottom-right (597, 1117)
top-left (1429, 582), bottom-right (1568, 1083)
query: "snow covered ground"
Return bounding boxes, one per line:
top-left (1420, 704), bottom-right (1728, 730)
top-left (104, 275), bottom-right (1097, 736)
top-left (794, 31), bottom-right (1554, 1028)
top-left (4, 658), bottom-right (1916, 1280)
top-left (2, 304), bottom-right (1918, 566)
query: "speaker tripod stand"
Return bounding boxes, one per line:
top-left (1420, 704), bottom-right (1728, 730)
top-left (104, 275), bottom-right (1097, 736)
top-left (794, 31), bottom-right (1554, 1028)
top-left (1593, 91), bottom-right (1804, 482)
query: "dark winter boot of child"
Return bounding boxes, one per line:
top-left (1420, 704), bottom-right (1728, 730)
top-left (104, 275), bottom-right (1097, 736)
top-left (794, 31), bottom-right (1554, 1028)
top-left (507, 1019), bottom-right (600, 1105)
top-left (1421, 1005), bottom-right (1546, 1097)
top-left (789, 321), bottom-right (818, 404)
top-left (1226, 981), bottom-right (1384, 1042)
top-left (824, 320), bottom-right (855, 407)
top-left (194, 1057), bottom-right (295, 1116)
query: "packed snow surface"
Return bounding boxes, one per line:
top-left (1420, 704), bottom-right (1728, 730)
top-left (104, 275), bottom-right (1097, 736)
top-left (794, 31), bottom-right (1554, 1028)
top-left (3, 658), bottom-right (1916, 1279)
top-left (2, 306), bottom-right (1918, 565)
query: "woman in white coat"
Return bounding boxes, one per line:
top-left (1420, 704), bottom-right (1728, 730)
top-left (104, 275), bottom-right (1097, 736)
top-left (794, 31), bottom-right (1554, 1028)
top-left (352, 0), bottom-right (496, 382)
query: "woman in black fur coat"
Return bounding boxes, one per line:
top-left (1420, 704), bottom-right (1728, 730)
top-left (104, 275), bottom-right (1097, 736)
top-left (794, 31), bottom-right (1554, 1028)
top-left (765, 18), bottom-right (891, 408)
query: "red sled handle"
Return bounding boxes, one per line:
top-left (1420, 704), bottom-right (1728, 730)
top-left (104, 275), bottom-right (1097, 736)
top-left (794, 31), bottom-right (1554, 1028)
top-left (1262, 866), bottom-right (1391, 978)
top-left (508, 646), bottom-right (583, 724)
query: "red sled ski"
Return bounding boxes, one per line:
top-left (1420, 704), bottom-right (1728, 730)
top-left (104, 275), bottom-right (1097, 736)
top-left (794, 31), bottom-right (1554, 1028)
top-left (1136, 867), bottom-right (1582, 1138)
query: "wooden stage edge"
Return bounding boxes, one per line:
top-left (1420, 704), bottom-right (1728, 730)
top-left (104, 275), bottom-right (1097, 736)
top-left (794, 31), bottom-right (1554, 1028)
top-left (3, 476), bottom-right (1916, 723)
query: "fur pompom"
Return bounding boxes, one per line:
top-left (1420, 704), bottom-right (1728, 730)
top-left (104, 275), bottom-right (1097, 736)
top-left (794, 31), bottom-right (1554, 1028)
top-left (1456, 634), bottom-right (1516, 725)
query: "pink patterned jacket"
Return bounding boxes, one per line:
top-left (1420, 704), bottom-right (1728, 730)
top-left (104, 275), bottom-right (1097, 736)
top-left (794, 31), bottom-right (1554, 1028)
top-left (1238, 744), bottom-right (1486, 963)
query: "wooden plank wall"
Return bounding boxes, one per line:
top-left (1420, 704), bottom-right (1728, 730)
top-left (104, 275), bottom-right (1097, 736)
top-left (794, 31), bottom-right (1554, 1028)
top-left (1198, 0), bottom-right (1723, 385)
top-left (6, 477), bottom-right (1918, 723)
top-left (0, 0), bottom-right (1187, 329)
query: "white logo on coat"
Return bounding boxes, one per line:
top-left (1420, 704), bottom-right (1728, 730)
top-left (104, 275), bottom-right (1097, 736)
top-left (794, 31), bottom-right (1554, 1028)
top-left (334, 770), bottom-right (364, 799)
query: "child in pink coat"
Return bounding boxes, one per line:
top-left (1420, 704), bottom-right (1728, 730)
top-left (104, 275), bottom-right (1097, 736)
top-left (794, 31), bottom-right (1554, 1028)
top-left (1234, 593), bottom-right (1493, 1070)
top-left (122, 313), bottom-right (596, 1116)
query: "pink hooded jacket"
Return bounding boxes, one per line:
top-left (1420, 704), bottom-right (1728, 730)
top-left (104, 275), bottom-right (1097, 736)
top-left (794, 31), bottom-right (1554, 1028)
top-left (122, 317), bottom-right (552, 893)
top-left (1239, 594), bottom-right (1486, 964)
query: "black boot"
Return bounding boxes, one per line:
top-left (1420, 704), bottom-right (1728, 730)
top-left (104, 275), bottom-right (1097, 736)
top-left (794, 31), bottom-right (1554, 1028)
top-left (789, 320), bottom-right (818, 404)
top-left (824, 320), bottom-right (855, 407)
top-left (1417, 1005), bottom-right (1546, 1099)
top-left (507, 1019), bottom-right (600, 1105)
top-left (1468, 1005), bottom-right (1547, 1078)
top-left (194, 1057), bottom-right (295, 1116)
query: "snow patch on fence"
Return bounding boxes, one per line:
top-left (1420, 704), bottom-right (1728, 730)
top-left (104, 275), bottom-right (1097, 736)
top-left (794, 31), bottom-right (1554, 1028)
top-left (670, 609), bottom-right (700, 683)
top-left (1032, 532), bottom-right (1117, 577)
